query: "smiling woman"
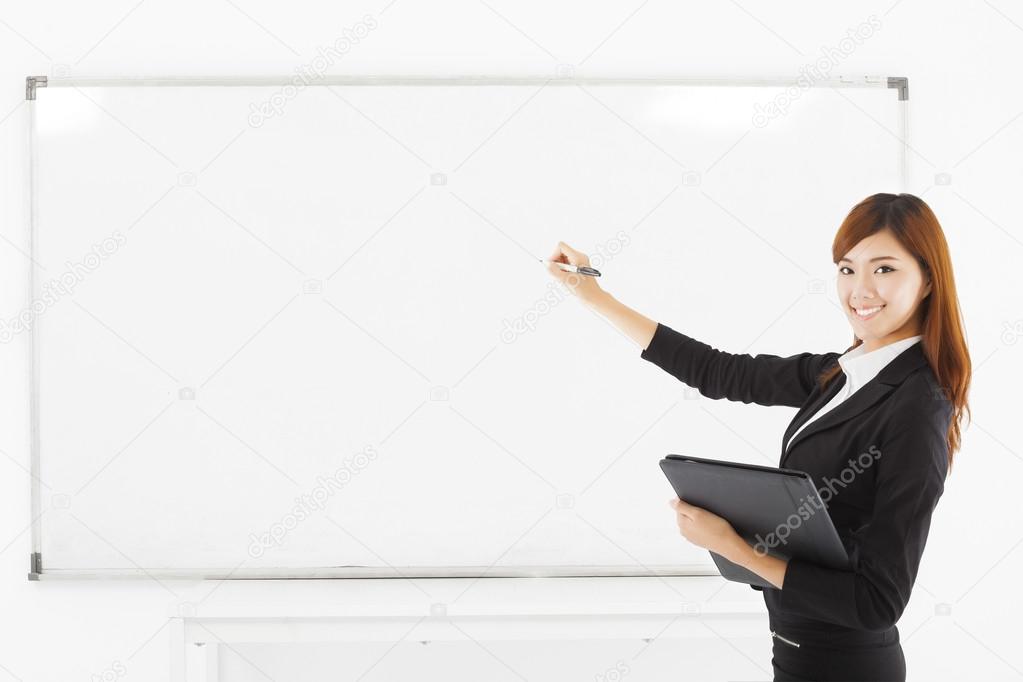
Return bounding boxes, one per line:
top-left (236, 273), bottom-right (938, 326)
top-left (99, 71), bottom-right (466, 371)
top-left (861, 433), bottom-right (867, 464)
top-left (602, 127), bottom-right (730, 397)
top-left (838, 244), bottom-right (922, 335)
top-left (822, 193), bottom-right (971, 468)
top-left (549, 192), bottom-right (973, 682)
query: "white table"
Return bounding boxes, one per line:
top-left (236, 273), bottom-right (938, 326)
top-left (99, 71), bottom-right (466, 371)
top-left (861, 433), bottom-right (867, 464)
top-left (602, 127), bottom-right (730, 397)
top-left (167, 575), bottom-right (770, 681)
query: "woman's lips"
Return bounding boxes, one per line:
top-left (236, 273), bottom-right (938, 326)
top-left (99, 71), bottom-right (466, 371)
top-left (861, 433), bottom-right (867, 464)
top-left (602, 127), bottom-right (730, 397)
top-left (851, 304), bottom-right (885, 321)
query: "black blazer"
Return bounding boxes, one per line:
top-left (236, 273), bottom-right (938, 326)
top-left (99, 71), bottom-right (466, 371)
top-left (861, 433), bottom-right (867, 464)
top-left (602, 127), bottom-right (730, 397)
top-left (641, 322), bottom-right (952, 632)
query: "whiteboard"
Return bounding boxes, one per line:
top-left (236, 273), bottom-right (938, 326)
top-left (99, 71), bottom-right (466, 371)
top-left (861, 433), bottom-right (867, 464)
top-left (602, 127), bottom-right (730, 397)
top-left (26, 76), bottom-right (907, 578)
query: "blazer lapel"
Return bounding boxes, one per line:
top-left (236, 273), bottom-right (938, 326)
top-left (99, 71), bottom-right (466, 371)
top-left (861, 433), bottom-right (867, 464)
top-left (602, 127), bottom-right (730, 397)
top-left (780, 341), bottom-right (929, 467)
top-left (781, 371), bottom-right (845, 461)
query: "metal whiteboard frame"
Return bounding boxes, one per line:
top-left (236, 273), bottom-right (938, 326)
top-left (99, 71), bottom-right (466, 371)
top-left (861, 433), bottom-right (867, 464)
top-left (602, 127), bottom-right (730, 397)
top-left (25, 74), bottom-right (910, 580)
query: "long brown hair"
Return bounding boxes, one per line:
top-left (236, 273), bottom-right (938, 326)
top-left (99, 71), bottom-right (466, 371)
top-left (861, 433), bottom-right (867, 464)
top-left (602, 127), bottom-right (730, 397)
top-left (816, 193), bottom-right (971, 474)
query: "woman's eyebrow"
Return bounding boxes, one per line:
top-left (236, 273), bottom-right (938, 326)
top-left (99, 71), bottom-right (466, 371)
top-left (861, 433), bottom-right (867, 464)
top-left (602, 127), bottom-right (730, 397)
top-left (838, 256), bottom-right (901, 263)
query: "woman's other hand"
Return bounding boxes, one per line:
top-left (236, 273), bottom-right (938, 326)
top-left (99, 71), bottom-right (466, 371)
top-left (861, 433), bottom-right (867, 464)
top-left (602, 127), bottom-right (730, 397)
top-left (669, 497), bottom-right (743, 557)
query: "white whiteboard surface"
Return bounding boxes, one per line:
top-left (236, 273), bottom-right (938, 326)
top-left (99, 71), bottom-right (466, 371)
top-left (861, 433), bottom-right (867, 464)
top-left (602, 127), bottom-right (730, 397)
top-left (27, 76), bottom-right (906, 578)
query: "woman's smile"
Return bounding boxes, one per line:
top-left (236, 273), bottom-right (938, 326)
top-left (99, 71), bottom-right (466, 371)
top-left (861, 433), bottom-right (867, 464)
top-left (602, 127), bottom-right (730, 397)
top-left (852, 304), bottom-right (885, 320)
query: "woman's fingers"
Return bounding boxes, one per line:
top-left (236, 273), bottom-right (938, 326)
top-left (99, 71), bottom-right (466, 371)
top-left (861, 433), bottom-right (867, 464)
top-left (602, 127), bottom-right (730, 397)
top-left (545, 251), bottom-right (568, 279)
top-left (546, 241), bottom-right (603, 302)
top-left (669, 497), bottom-right (698, 518)
top-left (557, 241), bottom-right (590, 266)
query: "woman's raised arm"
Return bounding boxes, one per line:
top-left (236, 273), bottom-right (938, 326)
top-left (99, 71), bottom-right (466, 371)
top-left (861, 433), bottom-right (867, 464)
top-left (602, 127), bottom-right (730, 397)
top-left (544, 241), bottom-right (658, 348)
top-left (546, 241), bottom-right (837, 408)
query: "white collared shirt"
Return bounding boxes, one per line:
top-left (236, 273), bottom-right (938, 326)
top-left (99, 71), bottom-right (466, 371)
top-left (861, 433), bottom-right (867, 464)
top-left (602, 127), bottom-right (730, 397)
top-left (786, 334), bottom-right (923, 452)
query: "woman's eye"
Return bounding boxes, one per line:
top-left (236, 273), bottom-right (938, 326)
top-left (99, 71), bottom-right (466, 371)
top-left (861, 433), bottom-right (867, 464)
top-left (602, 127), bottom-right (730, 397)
top-left (838, 265), bottom-right (895, 275)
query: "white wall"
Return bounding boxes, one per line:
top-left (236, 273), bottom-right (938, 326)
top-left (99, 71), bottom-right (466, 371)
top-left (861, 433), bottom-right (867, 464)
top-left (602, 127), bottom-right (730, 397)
top-left (2, 1), bottom-right (1021, 680)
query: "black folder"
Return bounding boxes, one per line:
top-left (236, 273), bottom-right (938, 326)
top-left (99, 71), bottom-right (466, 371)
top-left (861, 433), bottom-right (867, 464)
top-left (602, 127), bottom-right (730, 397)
top-left (660, 454), bottom-right (850, 589)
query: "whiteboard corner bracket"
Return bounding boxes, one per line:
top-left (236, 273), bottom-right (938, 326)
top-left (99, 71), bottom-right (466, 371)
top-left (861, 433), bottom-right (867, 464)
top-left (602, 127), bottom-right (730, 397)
top-left (28, 552), bottom-right (42, 580)
top-left (887, 76), bottom-right (908, 101)
top-left (26, 76), bottom-right (47, 101)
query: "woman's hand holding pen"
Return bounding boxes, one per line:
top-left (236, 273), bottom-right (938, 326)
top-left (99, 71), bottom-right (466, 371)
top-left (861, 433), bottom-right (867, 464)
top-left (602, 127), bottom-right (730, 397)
top-left (543, 241), bottom-right (658, 350)
top-left (545, 241), bottom-right (605, 305)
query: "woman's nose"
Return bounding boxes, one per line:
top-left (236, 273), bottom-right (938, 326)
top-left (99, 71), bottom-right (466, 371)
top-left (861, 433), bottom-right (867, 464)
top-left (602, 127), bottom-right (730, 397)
top-left (848, 273), bottom-right (878, 300)
top-left (851, 286), bottom-right (878, 304)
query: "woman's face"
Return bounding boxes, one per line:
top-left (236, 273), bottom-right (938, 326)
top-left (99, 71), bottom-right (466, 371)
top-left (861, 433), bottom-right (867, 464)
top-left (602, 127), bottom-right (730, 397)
top-left (837, 229), bottom-right (932, 352)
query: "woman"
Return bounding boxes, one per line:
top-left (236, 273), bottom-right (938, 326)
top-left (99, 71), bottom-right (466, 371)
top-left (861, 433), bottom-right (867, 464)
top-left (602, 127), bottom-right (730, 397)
top-left (547, 193), bottom-right (971, 682)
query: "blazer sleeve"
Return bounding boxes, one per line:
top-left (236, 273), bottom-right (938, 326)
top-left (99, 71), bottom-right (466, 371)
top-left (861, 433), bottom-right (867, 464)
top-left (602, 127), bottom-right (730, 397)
top-left (639, 322), bottom-right (838, 408)
top-left (772, 399), bottom-right (952, 630)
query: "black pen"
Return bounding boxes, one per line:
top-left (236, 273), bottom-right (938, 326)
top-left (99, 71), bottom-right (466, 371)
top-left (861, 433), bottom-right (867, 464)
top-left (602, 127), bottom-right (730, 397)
top-left (539, 259), bottom-right (601, 277)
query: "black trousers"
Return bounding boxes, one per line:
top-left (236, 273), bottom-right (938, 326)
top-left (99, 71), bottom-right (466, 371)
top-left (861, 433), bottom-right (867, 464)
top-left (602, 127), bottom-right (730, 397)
top-left (769, 622), bottom-right (906, 682)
